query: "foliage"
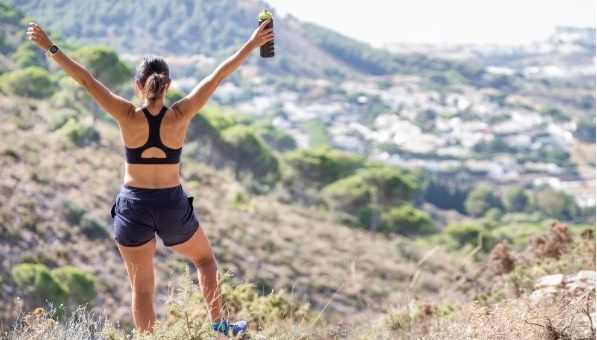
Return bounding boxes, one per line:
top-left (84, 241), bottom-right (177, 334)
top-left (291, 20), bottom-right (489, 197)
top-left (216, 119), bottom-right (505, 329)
top-left (58, 195), bottom-right (86, 225)
top-left (12, 43), bottom-right (45, 68)
top-left (323, 175), bottom-right (371, 215)
top-left (220, 125), bottom-right (280, 186)
top-left (464, 184), bottom-right (502, 217)
top-left (165, 87), bottom-right (185, 106)
top-left (516, 145), bottom-right (572, 166)
top-left (79, 213), bottom-right (110, 240)
top-left (574, 116), bottom-right (596, 143)
top-left (160, 270), bottom-right (314, 339)
top-left (302, 119), bottom-right (332, 148)
top-left (54, 118), bottom-right (101, 147)
top-left (540, 106), bottom-right (567, 122)
top-left (0, 0), bottom-right (25, 57)
top-left (251, 121), bottom-right (297, 153)
top-left (11, 263), bottom-right (68, 309)
top-left (528, 184), bottom-right (580, 221)
top-left (62, 45), bottom-right (131, 119)
top-left (421, 175), bottom-right (468, 214)
top-left (281, 147), bottom-right (365, 204)
top-left (359, 167), bottom-right (417, 204)
top-left (324, 166), bottom-right (417, 233)
top-left (380, 204), bottom-right (435, 236)
top-left (415, 109), bottom-right (437, 133)
top-left (501, 185), bottom-right (529, 213)
top-left (0, 66), bottom-right (55, 98)
top-left (0, 1), bottom-right (23, 24)
top-left (4, 306), bottom-right (121, 340)
top-left (443, 223), bottom-right (491, 249)
top-left (324, 166), bottom-right (416, 214)
top-left (49, 108), bottom-right (79, 131)
top-left (11, 0), bottom-right (258, 58)
top-left (51, 266), bottom-right (97, 308)
top-left (71, 45), bottom-right (131, 89)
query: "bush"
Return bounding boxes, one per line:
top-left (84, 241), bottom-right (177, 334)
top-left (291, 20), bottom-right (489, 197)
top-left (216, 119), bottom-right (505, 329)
top-left (0, 66), bottom-right (56, 99)
top-left (59, 196), bottom-right (86, 225)
top-left (11, 263), bottom-right (68, 308)
top-left (529, 184), bottom-right (580, 221)
top-left (51, 266), bottom-right (97, 308)
top-left (444, 223), bottom-right (492, 250)
top-left (50, 109), bottom-right (79, 131)
top-left (80, 213), bottom-right (109, 240)
top-left (12, 43), bottom-right (45, 68)
top-left (464, 184), bottom-right (502, 217)
top-left (55, 118), bottom-right (101, 147)
top-left (380, 204), bottom-right (435, 236)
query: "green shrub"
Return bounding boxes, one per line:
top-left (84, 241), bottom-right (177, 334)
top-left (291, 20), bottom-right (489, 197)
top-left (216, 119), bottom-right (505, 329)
top-left (11, 263), bottom-right (68, 308)
top-left (80, 213), bottom-right (109, 239)
top-left (51, 266), bottom-right (97, 308)
top-left (444, 223), bottom-right (491, 249)
top-left (166, 270), bottom-right (313, 337)
top-left (380, 204), bottom-right (435, 236)
top-left (0, 66), bottom-right (56, 99)
top-left (12, 43), bottom-right (44, 68)
top-left (59, 196), bottom-right (86, 225)
top-left (464, 184), bottom-right (502, 217)
top-left (50, 109), bottom-right (79, 131)
top-left (55, 118), bottom-right (101, 147)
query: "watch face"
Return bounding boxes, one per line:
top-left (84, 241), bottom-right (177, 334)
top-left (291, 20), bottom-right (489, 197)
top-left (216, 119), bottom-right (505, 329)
top-left (50, 45), bottom-right (59, 54)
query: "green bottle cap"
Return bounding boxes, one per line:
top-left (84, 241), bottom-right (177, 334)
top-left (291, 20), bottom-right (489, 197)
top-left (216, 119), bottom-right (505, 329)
top-left (259, 10), bottom-right (272, 20)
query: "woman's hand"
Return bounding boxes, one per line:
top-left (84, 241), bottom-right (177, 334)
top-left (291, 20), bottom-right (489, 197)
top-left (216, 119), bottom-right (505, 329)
top-left (249, 19), bottom-right (275, 50)
top-left (27, 22), bottom-right (53, 51)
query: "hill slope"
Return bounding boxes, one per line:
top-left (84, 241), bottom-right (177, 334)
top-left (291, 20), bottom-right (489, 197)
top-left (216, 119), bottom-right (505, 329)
top-left (0, 95), bottom-right (458, 328)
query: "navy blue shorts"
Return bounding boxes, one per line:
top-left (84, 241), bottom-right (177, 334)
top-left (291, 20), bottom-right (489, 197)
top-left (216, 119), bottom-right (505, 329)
top-left (110, 184), bottom-right (200, 247)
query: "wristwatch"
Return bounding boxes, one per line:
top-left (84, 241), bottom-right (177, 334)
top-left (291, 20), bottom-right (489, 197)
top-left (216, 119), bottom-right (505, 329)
top-left (46, 44), bottom-right (59, 57)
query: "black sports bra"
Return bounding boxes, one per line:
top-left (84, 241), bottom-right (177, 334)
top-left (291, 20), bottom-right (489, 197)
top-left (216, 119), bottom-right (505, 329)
top-left (124, 106), bottom-right (182, 164)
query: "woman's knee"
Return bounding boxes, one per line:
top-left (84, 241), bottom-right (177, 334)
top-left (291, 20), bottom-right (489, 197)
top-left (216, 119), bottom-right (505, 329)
top-left (191, 254), bottom-right (217, 270)
top-left (132, 287), bottom-right (154, 300)
top-left (130, 276), bottom-right (154, 295)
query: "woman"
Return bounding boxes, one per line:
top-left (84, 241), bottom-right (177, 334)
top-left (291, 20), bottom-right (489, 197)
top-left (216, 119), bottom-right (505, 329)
top-left (27, 19), bottom-right (274, 338)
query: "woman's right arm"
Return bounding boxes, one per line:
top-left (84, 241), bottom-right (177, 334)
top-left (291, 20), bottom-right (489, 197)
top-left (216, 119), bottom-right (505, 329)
top-left (27, 22), bottom-right (135, 121)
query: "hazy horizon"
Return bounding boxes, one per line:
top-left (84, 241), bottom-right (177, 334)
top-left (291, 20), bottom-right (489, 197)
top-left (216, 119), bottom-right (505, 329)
top-left (264, 0), bottom-right (596, 46)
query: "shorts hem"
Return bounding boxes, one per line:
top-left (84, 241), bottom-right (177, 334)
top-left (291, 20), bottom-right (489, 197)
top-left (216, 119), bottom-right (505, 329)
top-left (115, 236), bottom-right (155, 248)
top-left (163, 221), bottom-right (200, 247)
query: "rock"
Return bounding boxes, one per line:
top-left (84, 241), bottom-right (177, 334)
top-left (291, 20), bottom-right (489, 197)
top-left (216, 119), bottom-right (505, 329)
top-left (567, 281), bottom-right (596, 295)
top-left (530, 286), bottom-right (559, 302)
top-left (567, 270), bottom-right (596, 284)
top-left (535, 274), bottom-right (565, 289)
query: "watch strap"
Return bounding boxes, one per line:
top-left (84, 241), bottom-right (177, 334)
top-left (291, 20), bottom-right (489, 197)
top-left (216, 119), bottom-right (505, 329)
top-left (46, 45), bottom-right (59, 58)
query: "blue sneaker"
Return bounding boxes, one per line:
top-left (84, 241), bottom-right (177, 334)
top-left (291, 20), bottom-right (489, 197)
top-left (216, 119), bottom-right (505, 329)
top-left (212, 320), bottom-right (248, 338)
top-left (230, 321), bottom-right (248, 337)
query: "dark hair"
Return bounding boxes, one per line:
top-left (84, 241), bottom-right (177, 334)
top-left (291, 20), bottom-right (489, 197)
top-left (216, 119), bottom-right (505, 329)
top-left (135, 56), bottom-right (170, 107)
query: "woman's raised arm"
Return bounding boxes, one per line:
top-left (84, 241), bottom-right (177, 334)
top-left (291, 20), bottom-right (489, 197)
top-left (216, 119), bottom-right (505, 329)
top-left (27, 22), bottom-right (135, 121)
top-left (172, 19), bottom-right (275, 120)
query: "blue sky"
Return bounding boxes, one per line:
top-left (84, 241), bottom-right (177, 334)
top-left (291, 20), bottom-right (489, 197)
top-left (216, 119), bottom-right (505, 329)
top-left (264, 0), bottom-right (596, 46)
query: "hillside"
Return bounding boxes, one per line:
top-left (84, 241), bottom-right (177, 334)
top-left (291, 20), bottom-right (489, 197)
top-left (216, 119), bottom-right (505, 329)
top-left (6, 0), bottom-right (364, 80)
top-left (0, 93), bottom-right (463, 330)
top-left (9, 0), bottom-right (493, 83)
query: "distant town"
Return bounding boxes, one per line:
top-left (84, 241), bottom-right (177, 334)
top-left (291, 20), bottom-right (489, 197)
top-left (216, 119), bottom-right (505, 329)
top-left (176, 26), bottom-right (596, 212)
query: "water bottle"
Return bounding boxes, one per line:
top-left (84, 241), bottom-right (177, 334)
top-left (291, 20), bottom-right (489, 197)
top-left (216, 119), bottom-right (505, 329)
top-left (259, 10), bottom-right (274, 58)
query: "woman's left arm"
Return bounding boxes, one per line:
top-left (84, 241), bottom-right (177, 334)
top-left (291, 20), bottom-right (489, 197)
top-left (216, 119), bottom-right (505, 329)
top-left (172, 19), bottom-right (275, 121)
top-left (27, 22), bottom-right (134, 122)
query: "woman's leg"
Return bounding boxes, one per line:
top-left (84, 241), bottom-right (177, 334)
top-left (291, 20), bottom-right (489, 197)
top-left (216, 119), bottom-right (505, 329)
top-left (171, 228), bottom-right (223, 322)
top-left (117, 238), bottom-right (157, 333)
